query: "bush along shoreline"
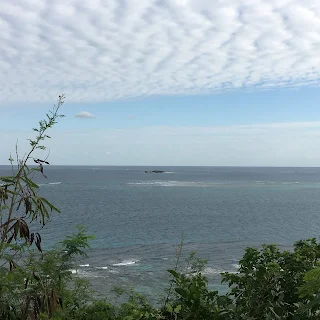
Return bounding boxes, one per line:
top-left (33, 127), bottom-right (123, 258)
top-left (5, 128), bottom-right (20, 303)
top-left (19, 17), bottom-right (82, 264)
top-left (1, 96), bottom-right (320, 319)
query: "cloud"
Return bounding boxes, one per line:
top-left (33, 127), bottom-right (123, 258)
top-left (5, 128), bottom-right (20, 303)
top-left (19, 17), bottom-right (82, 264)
top-left (75, 111), bottom-right (96, 118)
top-left (0, 0), bottom-right (319, 103)
top-left (1, 122), bottom-right (320, 166)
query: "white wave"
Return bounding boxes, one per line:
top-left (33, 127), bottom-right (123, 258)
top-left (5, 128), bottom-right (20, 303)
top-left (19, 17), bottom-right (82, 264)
top-left (128, 181), bottom-right (177, 186)
top-left (202, 267), bottom-right (223, 275)
top-left (256, 181), bottom-right (300, 186)
top-left (95, 266), bottom-right (108, 270)
top-left (112, 259), bottom-right (138, 266)
top-left (128, 181), bottom-right (213, 187)
top-left (108, 269), bottom-right (120, 274)
top-left (232, 264), bottom-right (240, 269)
top-left (79, 264), bottom-right (90, 267)
top-left (281, 181), bottom-right (300, 185)
top-left (39, 181), bottom-right (62, 186)
top-left (69, 268), bottom-right (104, 278)
top-left (255, 181), bottom-right (277, 184)
top-left (181, 267), bottom-right (222, 276)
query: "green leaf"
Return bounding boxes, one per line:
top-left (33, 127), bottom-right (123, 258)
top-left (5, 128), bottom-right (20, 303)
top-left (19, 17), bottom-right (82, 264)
top-left (20, 177), bottom-right (39, 189)
top-left (174, 305), bottom-right (182, 313)
top-left (168, 269), bottom-right (179, 279)
top-left (40, 200), bottom-right (49, 219)
top-left (39, 197), bottom-right (61, 213)
top-left (2, 189), bottom-right (16, 196)
top-left (0, 176), bottom-right (15, 183)
top-left (166, 304), bottom-right (173, 313)
top-left (175, 288), bottom-right (188, 299)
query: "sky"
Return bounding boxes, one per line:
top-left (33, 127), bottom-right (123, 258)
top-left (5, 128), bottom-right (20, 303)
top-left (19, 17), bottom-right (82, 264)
top-left (0, 0), bottom-right (319, 166)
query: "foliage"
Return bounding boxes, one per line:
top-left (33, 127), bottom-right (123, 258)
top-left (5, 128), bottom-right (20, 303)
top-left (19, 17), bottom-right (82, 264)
top-left (0, 95), bottom-right (66, 319)
top-left (3, 236), bottom-right (319, 320)
top-left (221, 239), bottom-right (320, 319)
top-left (0, 95), bottom-right (65, 263)
top-left (162, 252), bottom-right (232, 320)
top-left (297, 267), bottom-right (320, 317)
top-left (0, 227), bottom-right (92, 320)
top-left (299, 267), bottom-right (320, 298)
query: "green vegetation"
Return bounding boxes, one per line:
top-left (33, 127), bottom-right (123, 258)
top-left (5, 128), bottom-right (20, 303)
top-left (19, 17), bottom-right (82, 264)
top-left (1, 96), bottom-right (320, 319)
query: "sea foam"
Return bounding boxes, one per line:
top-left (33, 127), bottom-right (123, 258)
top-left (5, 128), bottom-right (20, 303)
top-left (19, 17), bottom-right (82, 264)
top-left (112, 259), bottom-right (138, 266)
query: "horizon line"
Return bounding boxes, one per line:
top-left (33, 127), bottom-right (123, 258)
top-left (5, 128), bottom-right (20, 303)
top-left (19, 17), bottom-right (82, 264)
top-left (0, 164), bottom-right (320, 168)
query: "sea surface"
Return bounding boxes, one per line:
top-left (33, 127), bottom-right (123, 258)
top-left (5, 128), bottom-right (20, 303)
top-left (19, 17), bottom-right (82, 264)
top-left (1, 166), bottom-right (320, 301)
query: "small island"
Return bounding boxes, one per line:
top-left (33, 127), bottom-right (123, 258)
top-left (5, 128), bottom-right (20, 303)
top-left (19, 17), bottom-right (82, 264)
top-left (144, 170), bottom-right (165, 173)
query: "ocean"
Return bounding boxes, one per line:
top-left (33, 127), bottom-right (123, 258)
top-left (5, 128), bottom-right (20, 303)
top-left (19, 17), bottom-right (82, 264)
top-left (1, 166), bottom-right (320, 301)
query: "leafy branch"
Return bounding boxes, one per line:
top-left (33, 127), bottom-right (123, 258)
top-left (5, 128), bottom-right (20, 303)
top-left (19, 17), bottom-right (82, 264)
top-left (0, 95), bottom-right (65, 261)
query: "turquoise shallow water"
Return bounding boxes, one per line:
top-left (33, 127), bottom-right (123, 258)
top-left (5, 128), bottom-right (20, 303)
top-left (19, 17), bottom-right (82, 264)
top-left (1, 166), bottom-right (320, 299)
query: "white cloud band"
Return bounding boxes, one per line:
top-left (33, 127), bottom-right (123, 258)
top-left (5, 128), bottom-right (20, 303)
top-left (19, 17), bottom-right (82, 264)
top-left (0, 0), bottom-right (319, 103)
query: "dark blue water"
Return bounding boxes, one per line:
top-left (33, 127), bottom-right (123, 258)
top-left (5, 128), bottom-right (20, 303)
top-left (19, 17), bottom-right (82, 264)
top-left (1, 166), bottom-right (320, 300)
